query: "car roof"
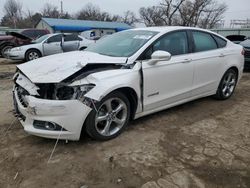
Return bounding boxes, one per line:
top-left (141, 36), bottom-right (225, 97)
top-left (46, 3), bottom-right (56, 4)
top-left (131, 26), bottom-right (229, 42)
top-left (47, 33), bottom-right (78, 37)
top-left (132, 26), bottom-right (216, 34)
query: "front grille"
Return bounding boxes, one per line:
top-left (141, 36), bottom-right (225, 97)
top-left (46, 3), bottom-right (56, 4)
top-left (13, 92), bottom-right (26, 121)
top-left (16, 85), bottom-right (29, 108)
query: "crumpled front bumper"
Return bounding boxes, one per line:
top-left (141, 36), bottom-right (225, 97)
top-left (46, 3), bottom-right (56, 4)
top-left (13, 88), bottom-right (92, 141)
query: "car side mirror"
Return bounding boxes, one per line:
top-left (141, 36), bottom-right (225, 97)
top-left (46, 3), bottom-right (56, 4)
top-left (148, 50), bottom-right (171, 65)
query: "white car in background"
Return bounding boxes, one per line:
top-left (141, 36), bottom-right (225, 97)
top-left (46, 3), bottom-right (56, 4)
top-left (7, 33), bottom-right (94, 61)
top-left (13, 27), bottom-right (244, 141)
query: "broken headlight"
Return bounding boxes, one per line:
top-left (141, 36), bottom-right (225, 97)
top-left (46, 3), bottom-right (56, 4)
top-left (56, 84), bottom-right (95, 100)
top-left (56, 86), bottom-right (75, 100)
top-left (75, 84), bottom-right (95, 101)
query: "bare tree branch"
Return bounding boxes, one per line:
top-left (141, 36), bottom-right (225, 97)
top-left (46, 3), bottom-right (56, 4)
top-left (3, 0), bottom-right (22, 28)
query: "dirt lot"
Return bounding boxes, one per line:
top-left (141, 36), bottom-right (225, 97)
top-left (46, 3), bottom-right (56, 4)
top-left (0, 58), bottom-right (250, 188)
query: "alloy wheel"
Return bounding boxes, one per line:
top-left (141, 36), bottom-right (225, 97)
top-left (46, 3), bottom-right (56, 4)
top-left (28, 51), bottom-right (39, 60)
top-left (95, 98), bottom-right (128, 137)
top-left (221, 72), bottom-right (236, 97)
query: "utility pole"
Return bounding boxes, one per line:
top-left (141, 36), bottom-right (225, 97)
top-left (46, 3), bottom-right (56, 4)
top-left (60, 1), bottom-right (63, 17)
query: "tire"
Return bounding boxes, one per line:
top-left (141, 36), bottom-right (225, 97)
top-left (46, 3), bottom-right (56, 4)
top-left (214, 69), bottom-right (238, 100)
top-left (25, 49), bottom-right (41, 61)
top-left (85, 91), bottom-right (131, 141)
top-left (1, 45), bottom-right (14, 58)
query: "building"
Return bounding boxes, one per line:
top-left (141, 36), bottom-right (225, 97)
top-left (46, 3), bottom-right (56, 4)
top-left (36, 18), bottom-right (132, 38)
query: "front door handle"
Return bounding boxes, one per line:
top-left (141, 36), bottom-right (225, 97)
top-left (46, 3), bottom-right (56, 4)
top-left (181, 59), bottom-right (192, 63)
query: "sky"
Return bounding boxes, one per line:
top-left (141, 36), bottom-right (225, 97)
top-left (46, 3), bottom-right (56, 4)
top-left (0, 0), bottom-right (250, 27)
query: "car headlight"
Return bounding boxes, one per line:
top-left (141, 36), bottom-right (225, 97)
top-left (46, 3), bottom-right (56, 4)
top-left (75, 84), bottom-right (95, 100)
top-left (56, 84), bottom-right (95, 100)
top-left (11, 47), bottom-right (22, 51)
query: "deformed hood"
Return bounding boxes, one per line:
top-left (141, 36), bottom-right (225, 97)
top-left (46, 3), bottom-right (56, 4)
top-left (17, 51), bottom-right (128, 83)
top-left (7, 31), bottom-right (32, 40)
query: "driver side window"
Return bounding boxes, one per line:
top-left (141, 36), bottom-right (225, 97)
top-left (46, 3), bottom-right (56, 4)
top-left (47, 35), bottom-right (62, 43)
top-left (141, 31), bottom-right (189, 60)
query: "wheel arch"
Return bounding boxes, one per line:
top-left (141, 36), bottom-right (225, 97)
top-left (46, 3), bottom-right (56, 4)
top-left (25, 48), bottom-right (42, 57)
top-left (0, 42), bottom-right (16, 55)
top-left (226, 66), bottom-right (239, 82)
top-left (112, 87), bottom-right (138, 120)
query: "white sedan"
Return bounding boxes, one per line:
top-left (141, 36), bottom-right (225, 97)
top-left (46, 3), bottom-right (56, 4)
top-left (7, 33), bottom-right (94, 61)
top-left (13, 26), bottom-right (244, 141)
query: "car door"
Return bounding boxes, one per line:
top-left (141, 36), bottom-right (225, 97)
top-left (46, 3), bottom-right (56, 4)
top-left (141, 31), bottom-right (195, 111)
top-left (43, 34), bottom-right (63, 56)
top-left (62, 34), bottom-right (80, 52)
top-left (190, 31), bottom-right (226, 96)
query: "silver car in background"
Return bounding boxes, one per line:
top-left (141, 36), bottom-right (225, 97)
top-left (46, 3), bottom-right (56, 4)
top-left (7, 33), bottom-right (95, 61)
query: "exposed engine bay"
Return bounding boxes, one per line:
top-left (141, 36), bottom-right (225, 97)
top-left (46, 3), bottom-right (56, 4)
top-left (14, 63), bottom-right (132, 102)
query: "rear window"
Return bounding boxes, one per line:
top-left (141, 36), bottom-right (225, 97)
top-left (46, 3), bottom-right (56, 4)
top-left (192, 31), bottom-right (217, 52)
top-left (213, 35), bottom-right (227, 48)
top-left (64, 34), bottom-right (79, 42)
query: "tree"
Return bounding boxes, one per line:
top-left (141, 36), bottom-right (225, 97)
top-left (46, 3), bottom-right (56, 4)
top-left (41, 3), bottom-right (60, 18)
top-left (2, 0), bottom-right (23, 28)
top-left (198, 1), bottom-right (227, 28)
top-left (139, 0), bottom-right (227, 29)
top-left (60, 12), bottom-right (72, 19)
top-left (179, 0), bottom-right (227, 28)
top-left (121, 11), bottom-right (139, 26)
top-left (76, 3), bottom-right (140, 25)
top-left (1, 1), bottom-right (138, 28)
top-left (160, 0), bottom-right (186, 25)
top-left (139, 6), bottom-right (165, 26)
top-left (76, 3), bottom-right (119, 21)
top-left (77, 3), bottom-right (103, 21)
top-left (18, 10), bottom-right (42, 28)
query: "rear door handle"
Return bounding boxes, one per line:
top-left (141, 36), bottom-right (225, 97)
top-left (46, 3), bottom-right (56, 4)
top-left (219, 53), bottom-right (225, 57)
top-left (181, 59), bottom-right (192, 63)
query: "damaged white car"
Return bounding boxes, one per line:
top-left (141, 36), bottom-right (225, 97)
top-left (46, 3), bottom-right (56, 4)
top-left (13, 27), bottom-right (244, 141)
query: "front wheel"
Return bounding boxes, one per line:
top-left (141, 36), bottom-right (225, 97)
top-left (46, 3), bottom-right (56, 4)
top-left (214, 69), bottom-right (238, 100)
top-left (1, 45), bottom-right (14, 58)
top-left (85, 91), bottom-right (130, 141)
top-left (25, 50), bottom-right (41, 61)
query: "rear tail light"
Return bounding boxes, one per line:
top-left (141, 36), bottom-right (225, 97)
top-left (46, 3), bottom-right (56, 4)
top-left (241, 49), bottom-right (245, 56)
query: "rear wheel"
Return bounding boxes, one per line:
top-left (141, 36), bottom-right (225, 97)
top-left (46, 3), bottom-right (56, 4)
top-left (25, 49), bottom-right (41, 61)
top-left (85, 91), bottom-right (130, 141)
top-left (214, 69), bottom-right (238, 100)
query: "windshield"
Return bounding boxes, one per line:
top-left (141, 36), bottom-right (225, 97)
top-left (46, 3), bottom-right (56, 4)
top-left (33, 34), bottom-right (50, 43)
top-left (86, 30), bottom-right (158, 57)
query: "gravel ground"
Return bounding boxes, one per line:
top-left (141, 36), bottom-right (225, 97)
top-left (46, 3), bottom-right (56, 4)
top-left (0, 58), bottom-right (250, 188)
